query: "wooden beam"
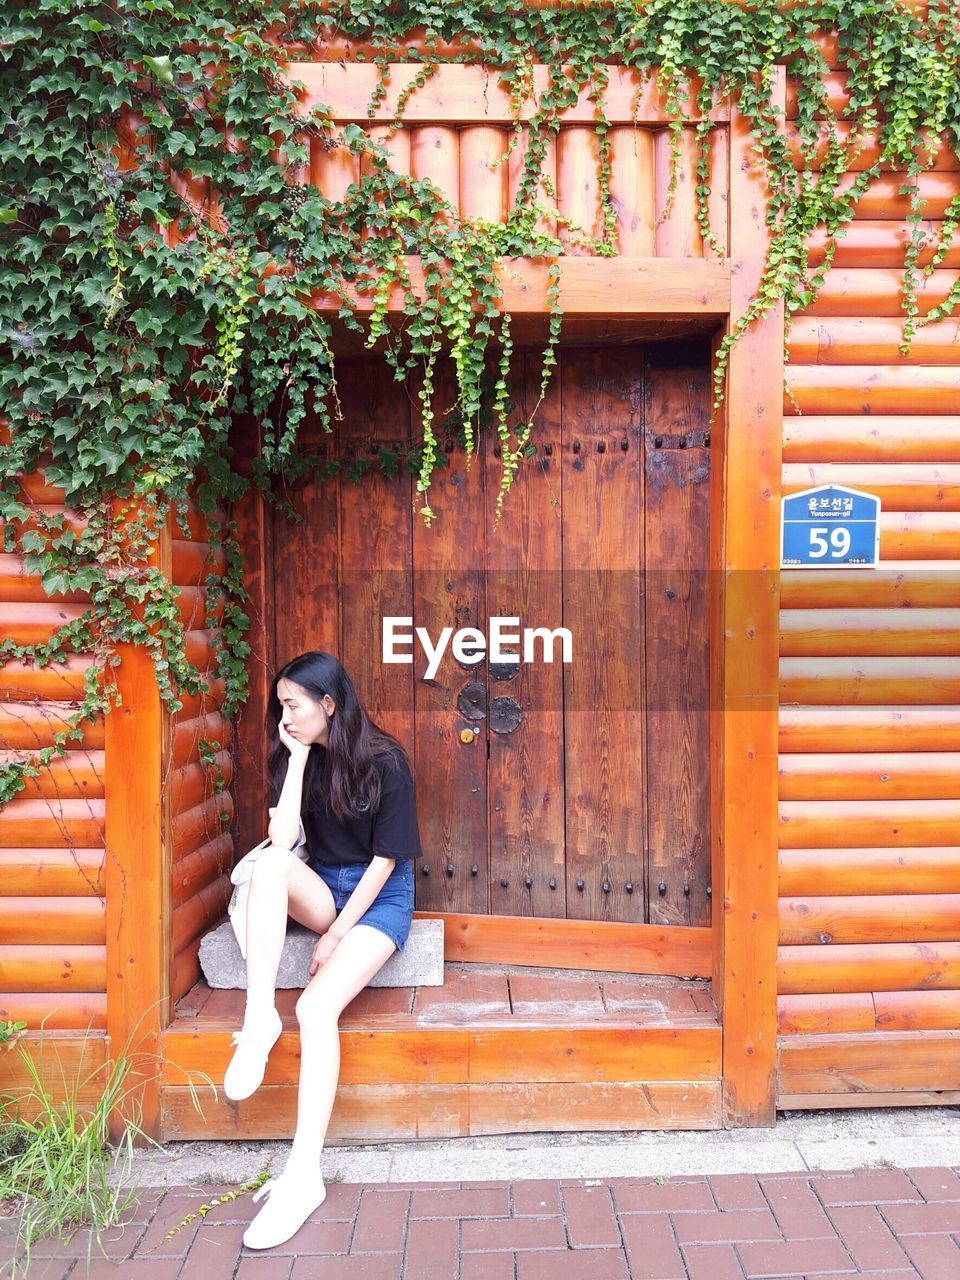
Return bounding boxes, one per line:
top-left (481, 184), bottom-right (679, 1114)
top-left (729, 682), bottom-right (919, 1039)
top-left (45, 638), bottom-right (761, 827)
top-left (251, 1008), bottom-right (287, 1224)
top-left (0, 797), bottom-right (104, 847)
top-left (10, 750), bottom-right (105, 801)
top-left (778, 1030), bottom-right (960, 1095)
top-left (787, 320), bottom-right (960, 369)
top-left (779, 990), bottom-right (960, 1035)
top-left (419, 912), bottom-right (712, 977)
top-left (309, 256), bottom-right (730, 318)
top-left (779, 705), bottom-right (960, 752)
top-left (779, 847), bottom-right (960, 897)
top-left (779, 894), bottom-right (960, 945)
top-left (880, 512), bottom-right (960, 560)
top-left (779, 657), bottom-right (960, 705)
top-left (0, 701), bottom-right (104, 749)
top-left (807, 221), bottom-right (960, 270)
top-left (779, 941), bottom-right (960, 993)
top-left (289, 62), bottom-right (729, 126)
top-left (778, 751), bottom-right (960, 799)
top-left (779, 610), bottom-right (960, 659)
top-left (0, 1032), bottom-right (108, 1119)
top-left (777, 992), bottom-right (876, 1035)
top-left (783, 462), bottom-right (960, 510)
top-left (717, 69), bottom-right (785, 1127)
top-left (162, 1022), bottom-right (721, 1086)
top-left (805, 268), bottom-right (959, 316)
top-left (780, 565), bottom-right (960, 608)
top-left (104, 522), bottom-right (169, 1142)
top-left (779, 798), bottom-right (960, 847)
top-left (779, 1089), bottom-right (960, 1110)
top-left (0, 846), bottom-right (104, 897)
top-left (0, 944), bottom-right (105, 991)
top-left (0, 897), bottom-right (105, 945)
top-left (0, 993), bottom-right (107, 1032)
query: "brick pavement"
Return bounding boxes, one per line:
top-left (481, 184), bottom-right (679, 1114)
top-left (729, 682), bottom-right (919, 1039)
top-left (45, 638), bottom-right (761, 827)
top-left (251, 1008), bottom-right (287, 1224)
top-left (5, 1166), bottom-right (960, 1279)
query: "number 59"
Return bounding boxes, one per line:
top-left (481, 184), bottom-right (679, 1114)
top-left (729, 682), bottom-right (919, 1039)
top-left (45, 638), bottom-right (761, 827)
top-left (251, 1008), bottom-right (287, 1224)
top-left (809, 526), bottom-right (851, 558)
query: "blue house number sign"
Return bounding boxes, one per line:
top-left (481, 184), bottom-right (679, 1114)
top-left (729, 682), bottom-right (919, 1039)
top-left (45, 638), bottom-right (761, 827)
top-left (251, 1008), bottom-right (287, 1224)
top-left (780, 484), bottom-right (880, 569)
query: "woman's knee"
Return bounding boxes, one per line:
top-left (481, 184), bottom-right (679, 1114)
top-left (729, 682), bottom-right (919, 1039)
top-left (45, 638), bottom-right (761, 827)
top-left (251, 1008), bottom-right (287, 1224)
top-left (249, 844), bottom-right (300, 888)
top-left (295, 984), bottom-right (339, 1030)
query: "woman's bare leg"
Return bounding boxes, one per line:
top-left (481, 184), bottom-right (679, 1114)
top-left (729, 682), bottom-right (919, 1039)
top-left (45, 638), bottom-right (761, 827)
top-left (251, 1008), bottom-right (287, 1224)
top-left (288, 924), bottom-right (397, 1172)
top-left (242, 924), bottom-right (397, 1248)
top-left (242, 847), bottom-right (337, 1022)
top-left (225, 850), bottom-right (340, 1102)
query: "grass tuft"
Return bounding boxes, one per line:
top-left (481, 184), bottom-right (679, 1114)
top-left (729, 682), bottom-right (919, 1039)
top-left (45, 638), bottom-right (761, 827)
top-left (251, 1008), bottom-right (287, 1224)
top-left (0, 1022), bottom-right (157, 1276)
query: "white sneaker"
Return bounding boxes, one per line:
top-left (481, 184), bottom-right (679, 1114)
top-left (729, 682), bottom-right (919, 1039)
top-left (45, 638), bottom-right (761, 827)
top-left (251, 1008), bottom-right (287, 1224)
top-left (243, 1172), bottom-right (327, 1250)
top-left (223, 1010), bottom-right (282, 1101)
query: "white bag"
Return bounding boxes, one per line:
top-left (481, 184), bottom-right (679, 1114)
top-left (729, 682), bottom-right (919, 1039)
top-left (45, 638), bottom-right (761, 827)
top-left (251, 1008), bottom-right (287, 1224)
top-left (227, 808), bottom-right (308, 960)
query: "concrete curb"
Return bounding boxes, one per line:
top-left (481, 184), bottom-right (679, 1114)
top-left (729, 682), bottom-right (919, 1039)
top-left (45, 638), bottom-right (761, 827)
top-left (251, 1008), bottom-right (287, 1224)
top-left (127, 1105), bottom-right (960, 1188)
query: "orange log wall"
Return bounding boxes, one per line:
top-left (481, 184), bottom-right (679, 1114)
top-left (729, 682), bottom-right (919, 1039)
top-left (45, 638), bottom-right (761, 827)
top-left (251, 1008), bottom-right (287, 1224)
top-left (166, 506), bottom-right (235, 1004)
top-left (0, 490), bottom-right (235, 1031)
top-left (777, 73), bottom-right (960, 1098)
top-left (0, 474), bottom-right (107, 1034)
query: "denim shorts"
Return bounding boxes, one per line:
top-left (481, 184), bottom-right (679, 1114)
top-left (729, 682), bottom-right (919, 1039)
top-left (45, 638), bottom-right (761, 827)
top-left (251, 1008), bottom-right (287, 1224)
top-left (310, 858), bottom-right (415, 952)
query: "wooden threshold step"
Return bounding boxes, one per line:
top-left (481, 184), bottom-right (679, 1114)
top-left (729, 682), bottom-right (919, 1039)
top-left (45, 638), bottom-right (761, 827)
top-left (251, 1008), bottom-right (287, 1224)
top-left (160, 1017), bottom-right (721, 1140)
top-left (160, 1077), bottom-right (722, 1142)
top-left (162, 1019), bottom-right (720, 1087)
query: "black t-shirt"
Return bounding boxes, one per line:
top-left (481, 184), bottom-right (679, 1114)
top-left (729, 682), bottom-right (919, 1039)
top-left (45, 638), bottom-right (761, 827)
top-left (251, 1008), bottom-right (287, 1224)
top-left (302, 748), bottom-right (423, 868)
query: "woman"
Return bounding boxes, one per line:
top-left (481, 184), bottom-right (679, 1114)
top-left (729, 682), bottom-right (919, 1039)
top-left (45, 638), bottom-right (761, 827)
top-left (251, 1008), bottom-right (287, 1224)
top-left (223, 650), bottom-right (421, 1250)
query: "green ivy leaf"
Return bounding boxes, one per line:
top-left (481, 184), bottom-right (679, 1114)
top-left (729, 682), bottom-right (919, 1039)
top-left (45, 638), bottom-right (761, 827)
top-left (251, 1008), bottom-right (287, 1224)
top-left (144, 55), bottom-right (174, 85)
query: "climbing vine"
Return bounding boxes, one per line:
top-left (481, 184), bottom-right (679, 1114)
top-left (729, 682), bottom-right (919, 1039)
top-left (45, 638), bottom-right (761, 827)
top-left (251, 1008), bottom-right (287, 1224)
top-left (1, 0), bottom-right (958, 804)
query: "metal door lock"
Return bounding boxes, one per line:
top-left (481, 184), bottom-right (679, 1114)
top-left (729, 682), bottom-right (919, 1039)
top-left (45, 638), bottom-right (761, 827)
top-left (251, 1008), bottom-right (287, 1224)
top-left (459, 726), bottom-right (480, 744)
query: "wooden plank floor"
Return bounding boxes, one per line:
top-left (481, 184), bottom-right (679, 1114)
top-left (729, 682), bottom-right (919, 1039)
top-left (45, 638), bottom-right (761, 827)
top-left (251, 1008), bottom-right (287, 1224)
top-left (161, 965), bottom-right (722, 1141)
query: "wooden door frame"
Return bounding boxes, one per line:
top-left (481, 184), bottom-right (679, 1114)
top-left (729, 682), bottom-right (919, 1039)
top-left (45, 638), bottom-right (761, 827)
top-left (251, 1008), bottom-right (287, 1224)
top-left (711, 71), bottom-right (786, 1127)
top-left (104, 507), bottom-right (171, 1140)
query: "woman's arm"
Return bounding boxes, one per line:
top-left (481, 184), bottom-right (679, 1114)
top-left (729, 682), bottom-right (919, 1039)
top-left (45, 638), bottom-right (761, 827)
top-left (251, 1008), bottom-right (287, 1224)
top-left (309, 855), bottom-right (397, 973)
top-left (268, 727), bottom-right (310, 849)
top-left (330, 856), bottom-right (396, 937)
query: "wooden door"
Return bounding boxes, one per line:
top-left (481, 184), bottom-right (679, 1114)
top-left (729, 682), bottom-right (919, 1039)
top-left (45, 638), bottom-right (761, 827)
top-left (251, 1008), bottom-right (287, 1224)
top-left (263, 341), bottom-right (711, 925)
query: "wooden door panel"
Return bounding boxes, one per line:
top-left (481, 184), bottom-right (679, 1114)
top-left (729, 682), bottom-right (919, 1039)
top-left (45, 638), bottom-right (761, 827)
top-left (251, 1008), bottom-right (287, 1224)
top-left (272, 403), bottom-right (340, 669)
top-left (643, 351), bottom-right (712, 925)
top-left (229, 415), bottom-right (278, 857)
top-left (412, 360), bottom-right (489, 914)
top-left (560, 348), bottom-right (645, 923)
top-left (484, 353), bottom-right (566, 918)
top-left (336, 360), bottom-right (416, 756)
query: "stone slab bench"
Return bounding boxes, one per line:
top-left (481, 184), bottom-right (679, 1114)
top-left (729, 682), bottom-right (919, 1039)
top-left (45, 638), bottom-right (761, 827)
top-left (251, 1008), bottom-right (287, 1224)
top-left (199, 918), bottom-right (444, 989)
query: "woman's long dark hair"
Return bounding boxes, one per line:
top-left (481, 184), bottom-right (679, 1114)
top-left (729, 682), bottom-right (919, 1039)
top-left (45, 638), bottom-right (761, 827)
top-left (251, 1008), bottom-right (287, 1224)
top-left (267, 651), bottom-right (409, 821)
